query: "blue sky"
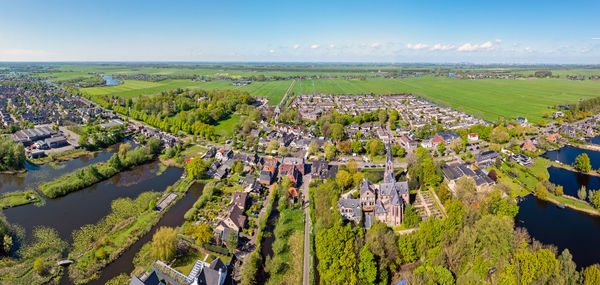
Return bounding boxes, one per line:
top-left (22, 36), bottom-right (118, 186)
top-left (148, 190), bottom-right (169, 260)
top-left (0, 0), bottom-right (599, 63)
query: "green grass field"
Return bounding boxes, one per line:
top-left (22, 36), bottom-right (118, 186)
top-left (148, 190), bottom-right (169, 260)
top-left (215, 114), bottom-right (242, 137)
top-left (288, 77), bottom-right (600, 123)
top-left (73, 66), bottom-right (600, 122)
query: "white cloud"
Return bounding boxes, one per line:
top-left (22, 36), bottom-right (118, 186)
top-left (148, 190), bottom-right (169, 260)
top-left (592, 38), bottom-right (600, 40)
top-left (370, 42), bottom-right (382, 48)
top-left (495, 39), bottom-right (502, 43)
top-left (524, 47), bottom-right (533, 53)
top-left (269, 49), bottom-right (275, 54)
top-left (329, 44), bottom-right (335, 49)
top-left (457, 40), bottom-right (499, 52)
top-left (581, 48), bottom-right (592, 53)
top-left (293, 44), bottom-right (300, 49)
top-left (430, 43), bottom-right (455, 51)
top-left (406, 43), bottom-right (428, 50)
top-left (310, 44), bottom-right (320, 49)
top-left (512, 42), bottom-right (520, 47)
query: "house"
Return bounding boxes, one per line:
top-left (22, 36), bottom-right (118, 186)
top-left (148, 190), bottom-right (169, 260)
top-left (441, 163), bottom-right (494, 190)
top-left (560, 125), bottom-right (576, 137)
top-left (399, 135), bottom-right (418, 149)
top-left (546, 133), bottom-right (562, 144)
top-left (360, 180), bottom-right (377, 211)
top-left (337, 198), bottom-right (362, 223)
top-left (435, 131), bottom-right (461, 144)
top-left (129, 271), bottom-right (161, 285)
top-left (520, 140), bottom-right (537, 152)
top-left (311, 160), bottom-right (337, 181)
top-left (218, 206), bottom-right (246, 232)
top-left (512, 153), bottom-right (534, 166)
top-left (468, 133), bottom-right (479, 143)
top-left (474, 150), bottom-right (499, 168)
top-left (283, 167), bottom-right (301, 187)
top-left (150, 256), bottom-right (228, 285)
top-left (280, 157), bottom-right (305, 176)
top-left (230, 192), bottom-right (248, 211)
top-left (515, 117), bottom-right (528, 126)
top-left (215, 149), bottom-right (233, 161)
top-left (259, 165), bottom-right (276, 185)
top-left (552, 111), bottom-right (564, 119)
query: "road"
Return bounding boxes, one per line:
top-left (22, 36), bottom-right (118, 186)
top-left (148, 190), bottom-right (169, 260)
top-left (301, 173), bottom-right (311, 285)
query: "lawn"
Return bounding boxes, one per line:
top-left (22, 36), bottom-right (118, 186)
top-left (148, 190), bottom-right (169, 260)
top-left (215, 114), bottom-right (243, 137)
top-left (172, 249), bottom-right (207, 276)
top-left (0, 191), bottom-right (40, 209)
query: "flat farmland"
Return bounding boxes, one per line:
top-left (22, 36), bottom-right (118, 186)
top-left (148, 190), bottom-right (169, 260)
top-left (303, 77), bottom-right (600, 123)
top-left (237, 80), bottom-right (294, 105)
top-left (80, 79), bottom-right (229, 98)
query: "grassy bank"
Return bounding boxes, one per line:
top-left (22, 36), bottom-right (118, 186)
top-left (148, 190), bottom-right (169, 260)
top-left (28, 148), bottom-right (92, 166)
top-left (0, 191), bottom-right (41, 209)
top-left (39, 146), bottom-right (152, 198)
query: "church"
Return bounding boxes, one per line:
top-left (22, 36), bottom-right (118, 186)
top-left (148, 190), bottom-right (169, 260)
top-left (360, 144), bottom-right (409, 227)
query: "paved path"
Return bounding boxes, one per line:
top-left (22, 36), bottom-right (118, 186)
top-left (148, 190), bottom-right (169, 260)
top-left (301, 174), bottom-right (312, 285)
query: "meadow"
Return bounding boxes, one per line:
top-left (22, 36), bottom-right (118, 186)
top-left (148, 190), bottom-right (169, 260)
top-left (289, 77), bottom-right (600, 123)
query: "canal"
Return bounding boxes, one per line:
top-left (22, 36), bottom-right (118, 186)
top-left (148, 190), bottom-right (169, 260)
top-left (85, 182), bottom-right (203, 285)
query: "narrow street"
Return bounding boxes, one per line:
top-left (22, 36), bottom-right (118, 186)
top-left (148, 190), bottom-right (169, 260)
top-left (301, 173), bottom-right (311, 285)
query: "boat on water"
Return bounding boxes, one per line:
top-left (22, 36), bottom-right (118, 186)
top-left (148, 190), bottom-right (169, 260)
top-left (557, 203), bottom-right (566, 209)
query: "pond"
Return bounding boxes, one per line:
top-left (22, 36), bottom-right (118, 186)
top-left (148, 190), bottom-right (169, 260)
top-left (516, 195), bottom-right (600, 268)
top-left (102, 75), bottom-right (121, 86)
top-left (542, 146), bottom-right (600, 170)
top-left (547, 166), bottom-right (600, 197)
top-left (3, 161), bottom-right (183, 242)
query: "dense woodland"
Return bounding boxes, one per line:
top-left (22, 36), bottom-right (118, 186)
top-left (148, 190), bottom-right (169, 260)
top-left (93, 89), bottom-right (254, 140)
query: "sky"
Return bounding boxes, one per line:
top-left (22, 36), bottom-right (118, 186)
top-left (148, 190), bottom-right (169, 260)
top-left (0, 0), bottom-right (599, 63)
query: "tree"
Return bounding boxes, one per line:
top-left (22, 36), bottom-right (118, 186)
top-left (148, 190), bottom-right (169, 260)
top-left (437, 142), bottom-right (446, 155)
top-left (147, 137), bottom-right (162, 155)
top-left (574, 153), bottom-right (592, 172)
top-left (324, 142), bottom-right (337, 161)
top-left (403, 204), bottom-right (421, 228)
top-left (450, 138), bottom-right (464, 154)
top-left (367, 139), bottom-right (384, 157)
top-left (490, 127), bottom-right (510, 144)
top-left (351, 141), bottom-right (363, 154)
top-left (277, 146), bottom-right (289, 156)
top-left (584, 265), bottom-right (600, 285)
top-left (184, 223), bottom-right (212, 244)
top-left (226, 231), bottom-right (238, 254)
top-left (534, 182), bottom-right (549, 200)
top-left (33, 257), bottom-right (45, 275)
top-left (186, 157), bottom-right (208, 179)
top-left (591, 191), bottom-right (600, 209)
top-left (337, 140), bottom-right (352, 154)
top-left (358, 245), bottom-right (377, 285)
top-left (336, 170), bottom-right (353, 190)
top-left (266, 140), bottom-right (280, 153)
top-left (308, 141), bottom-right (320, 156)
top-left (151, 227), bottom-right (178, 261)
top-left (579, 186), bottom-right (588, 201)
top-left (315, 224), bottom-right (358, 285)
